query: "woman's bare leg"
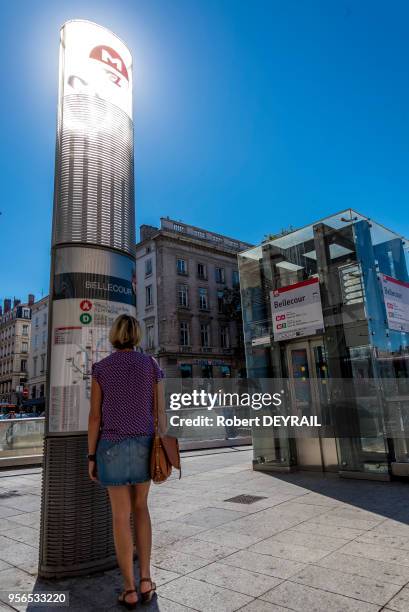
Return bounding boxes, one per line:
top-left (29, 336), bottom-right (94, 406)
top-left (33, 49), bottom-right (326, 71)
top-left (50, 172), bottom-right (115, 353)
top-left (131, 481), bottom-right (152, 593)
top-left (107, 486), bottom-right (137, 604)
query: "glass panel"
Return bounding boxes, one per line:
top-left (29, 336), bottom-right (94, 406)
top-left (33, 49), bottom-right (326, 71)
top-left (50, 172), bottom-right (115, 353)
top-left (290, 349), bottom-right (311, 403)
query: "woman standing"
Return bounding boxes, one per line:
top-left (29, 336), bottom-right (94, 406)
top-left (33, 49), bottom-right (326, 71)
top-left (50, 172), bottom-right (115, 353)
top-left (87, 314), bottom-right (166, 609)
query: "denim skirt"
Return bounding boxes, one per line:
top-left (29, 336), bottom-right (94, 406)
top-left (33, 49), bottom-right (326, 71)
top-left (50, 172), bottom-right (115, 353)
top-left (96, 436), bottom-right (153, 486)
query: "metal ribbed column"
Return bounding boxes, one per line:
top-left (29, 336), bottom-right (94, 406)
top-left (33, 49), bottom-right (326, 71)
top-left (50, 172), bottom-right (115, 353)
top-left (39, 20), bottom-right (135, 578)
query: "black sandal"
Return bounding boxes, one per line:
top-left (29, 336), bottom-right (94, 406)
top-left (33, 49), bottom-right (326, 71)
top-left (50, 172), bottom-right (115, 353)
top-left (140, 578), bottom-right (156, 604)
top-left (118, 588), bottom-right (138, 610)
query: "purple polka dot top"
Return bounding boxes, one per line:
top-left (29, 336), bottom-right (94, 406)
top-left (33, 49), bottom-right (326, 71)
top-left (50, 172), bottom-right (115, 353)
top-left (92, 351), bottom-right (164, 441)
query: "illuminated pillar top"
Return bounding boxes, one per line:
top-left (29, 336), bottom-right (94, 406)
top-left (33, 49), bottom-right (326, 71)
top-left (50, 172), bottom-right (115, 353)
top-left (53, 20), bottom-right (135, 256)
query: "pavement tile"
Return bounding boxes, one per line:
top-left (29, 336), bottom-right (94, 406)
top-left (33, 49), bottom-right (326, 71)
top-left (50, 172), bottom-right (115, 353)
top-left (0, 537), bottom-right (38, 575)
top-left (155, 596), bottom-right (196, 611)
top-left (371, 520), bottom-right (409, 537)
top-left (341, 540), bottom-right (409, 566)
top-left (291, 520), bottom-right (364, 540)
top-left (1, 526), bottom-right (39, 548)
top-left (188, 561), bottom-right (283, 597)
top-left (157, 575), bottom-right (253, 611)
top-left (309, 511), bottom-right (382, 531)
top-left (0, 567), bottom-right (37, 601)
top-left (315, 550), bottom-right (409, 586)
top-left (260, 581), bottom-right (380, 612)
top-left (150, 567), bottom-right (181, 587)
top-left (356, 531), bottom-right (409, 551)
top-left (2, 512), bottom-right (40, 529)
top-left (264, 529), bottom-right (349, 552)
top-left (152, 549), bottom-right (209, 574)
top-left (174, 507), bottom-right (247, 528)
top-left (387, 585), bottom-right (409, 612)
top-left (0, 507), bottom-right (25, 520)
top-left (0, 495), bottom-right (40, 514)
top-left (220, 550), bottom-right (306, 579)
top-left (329, 506), bottom-right (386, 522)
top-left (248, 537), bottom-right (332, 563)
top-left (153, 520), bottom-right (206, 539)
top-left (238, 601), bottom-right (296, 612)
top-left (292, 563), bottom-right (401, 605)
top-left (194, 525), bottom-right (264, 549)
top-left (0, 561), bottom-right (13, 572)
top-left (292, 492), bottom-right (342, 507)
top-left (167, 537), bottom-right (238, 561)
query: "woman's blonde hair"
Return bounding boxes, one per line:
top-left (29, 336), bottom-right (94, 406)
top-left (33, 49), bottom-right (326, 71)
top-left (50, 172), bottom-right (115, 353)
top-left (109, 315), bottom-right (141, 349)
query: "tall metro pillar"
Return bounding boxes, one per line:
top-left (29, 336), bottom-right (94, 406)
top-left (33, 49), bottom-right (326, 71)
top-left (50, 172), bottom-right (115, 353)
top-left (39, 20), bottom-right (136, 578)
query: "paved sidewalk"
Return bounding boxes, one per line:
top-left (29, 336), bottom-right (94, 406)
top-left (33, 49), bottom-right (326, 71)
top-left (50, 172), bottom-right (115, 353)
top-left (1, 448), bottom-right (409, 611)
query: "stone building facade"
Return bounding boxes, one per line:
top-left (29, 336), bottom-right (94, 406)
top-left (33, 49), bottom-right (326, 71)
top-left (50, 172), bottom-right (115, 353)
top-left (27, 296), bottom-right (49, 405)
top-left (0, 296), bottom-right (34, 404)
top-left (135, 217), bottom-right (252, 378)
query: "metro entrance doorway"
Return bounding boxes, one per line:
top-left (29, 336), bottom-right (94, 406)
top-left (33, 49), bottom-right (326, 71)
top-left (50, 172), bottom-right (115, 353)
top-left (286, 338), bottom-right (339, 472)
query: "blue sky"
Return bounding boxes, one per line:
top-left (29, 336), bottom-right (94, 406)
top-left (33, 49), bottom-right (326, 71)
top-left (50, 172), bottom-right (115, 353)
top-left (1, 0), bottom-right (409, 302)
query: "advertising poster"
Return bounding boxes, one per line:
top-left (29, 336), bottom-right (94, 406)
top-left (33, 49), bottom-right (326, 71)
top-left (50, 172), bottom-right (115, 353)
top-left (48, 246), bottom-right (136, 433)
top-left (380, 273), bottom-right (409, 333)
top-left (271, 277), bottom-right (324, 341)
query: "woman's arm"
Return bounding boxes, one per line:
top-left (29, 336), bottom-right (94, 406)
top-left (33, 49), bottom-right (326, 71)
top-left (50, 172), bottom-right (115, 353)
top-left (88, 377), bottom-right (102, 480)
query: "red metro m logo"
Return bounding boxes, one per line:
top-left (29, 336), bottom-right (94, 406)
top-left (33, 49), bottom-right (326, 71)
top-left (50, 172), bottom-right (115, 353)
top-left (89, 45), bottom-right (129, 85)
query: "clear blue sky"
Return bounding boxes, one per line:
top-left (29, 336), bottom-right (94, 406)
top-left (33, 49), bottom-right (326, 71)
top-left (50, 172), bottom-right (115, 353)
top-left (1, 0), bottom-right (409, 303)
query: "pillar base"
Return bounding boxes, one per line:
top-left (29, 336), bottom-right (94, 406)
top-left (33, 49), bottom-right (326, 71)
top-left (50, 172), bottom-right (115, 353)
top-left (39, 435), bottom-right (116, 579)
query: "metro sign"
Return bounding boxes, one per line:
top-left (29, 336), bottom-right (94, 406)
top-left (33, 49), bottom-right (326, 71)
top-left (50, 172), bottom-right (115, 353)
top-left (89, 45), bottom-right (129, 86)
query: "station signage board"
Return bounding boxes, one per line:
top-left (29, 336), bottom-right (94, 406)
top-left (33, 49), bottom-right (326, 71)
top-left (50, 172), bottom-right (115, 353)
top-left (271, 277), bottom-right (324, 341)
top-left (380, 274), bottom-right (409, 333)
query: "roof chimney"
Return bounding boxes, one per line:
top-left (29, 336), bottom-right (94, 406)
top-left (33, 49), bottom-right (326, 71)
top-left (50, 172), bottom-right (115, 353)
top-left (28, 294), bottom-right (35, 305)
top-left (4, 299), bottom-right (11, 313)
top-left (13, 298), bottom-right (21, 309)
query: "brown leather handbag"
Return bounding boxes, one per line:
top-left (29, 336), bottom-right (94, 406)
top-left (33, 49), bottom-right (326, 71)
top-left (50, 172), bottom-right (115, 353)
top-left (150, 369), bottom-right (181, 484)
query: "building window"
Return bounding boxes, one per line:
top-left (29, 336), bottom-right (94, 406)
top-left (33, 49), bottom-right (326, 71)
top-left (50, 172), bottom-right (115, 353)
top-left (215, 267), bottom-right (225, 283)
top-left (197, 263), bottom-right (207, 279)
top-left (199, 288), bottom-right (209, 310)
top-left (192, 229), bottom-right (206, 239)
top-left (178, 284), bottom-right (189, 307)
top-left (200, 323), bottom-right (210, 348)
top-left (43, 313), bottom-right (47, 326)
top-left (40, 384), bottom-right (44, 398)
top-left (217, 290), bottom-right (225, 314)
top-left (173, 223), bottom-right (185, 232)
top-left (22, 342), bottom-right (28, 353)
top-left (31, 386), bottom-right (36, 399)
top-left (180, 322), bottom-right (190, 346)
top-left (146, 324), bottom-right (154, 349)
top-left (40, 354), bottom-right (45, 373)
top-left (180, 364), bottom-right (192, 378)
top-left (33, 356), bottom-right (37, 377)
top-left (220, 326), bottom-right (230, 348)
top-left (220, 365), bottom-right (231, 378)
top-left (42, 331), bottom-right (47, 346)
top-left (201, 364), bottom-right (213, 378)
top-left (145, 285), bottom-right (153, 307)
top-left (232, 270), bottom-right (240, 287)
top-left (145, 259), bottom-right (152, 276)
top-left (22, 325), bottom-right (29, 336)
top-left (177, 258), bottom-right (187, 275)
top-left (21, 359), bottom-right (27, 373)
